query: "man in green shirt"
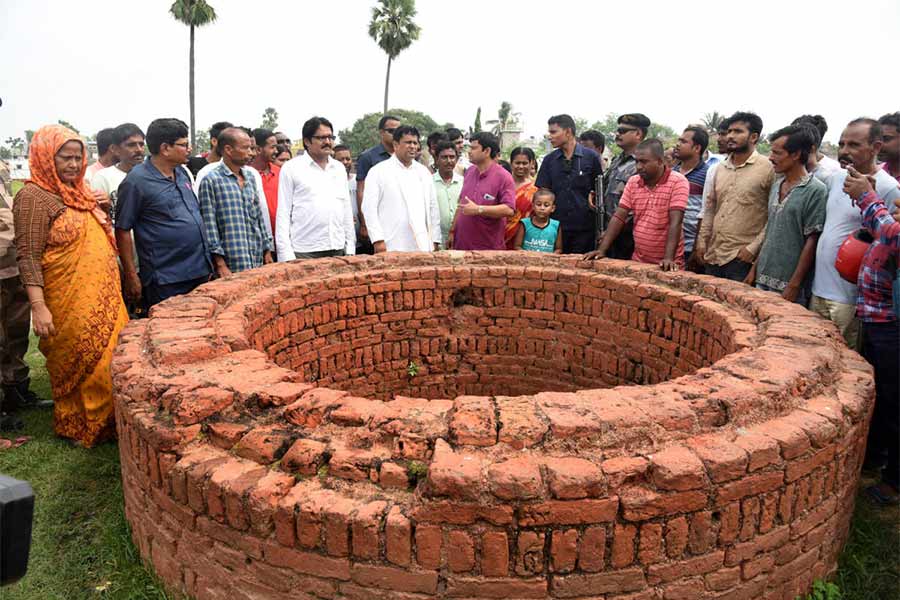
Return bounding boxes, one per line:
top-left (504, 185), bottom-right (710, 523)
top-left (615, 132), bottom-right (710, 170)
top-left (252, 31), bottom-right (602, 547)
top-left (746, 125), bottom-right (826, 305)
top-left (432, 140), bottom-right (463, 248)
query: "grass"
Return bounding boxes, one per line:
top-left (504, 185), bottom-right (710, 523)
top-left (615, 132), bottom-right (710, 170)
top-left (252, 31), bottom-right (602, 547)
top-left (0, 336), bottom-right (897, 599)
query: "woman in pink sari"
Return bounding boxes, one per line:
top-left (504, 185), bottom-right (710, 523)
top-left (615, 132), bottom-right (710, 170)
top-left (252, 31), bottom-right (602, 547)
top-left (505, 147), bottom-right (537, 249)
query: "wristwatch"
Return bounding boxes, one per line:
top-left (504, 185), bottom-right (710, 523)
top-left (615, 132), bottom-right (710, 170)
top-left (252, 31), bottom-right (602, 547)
top-left (477, 205), bottom-right (484, 215)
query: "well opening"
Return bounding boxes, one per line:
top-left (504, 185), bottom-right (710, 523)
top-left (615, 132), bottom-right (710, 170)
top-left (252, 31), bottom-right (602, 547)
top-left (247, 264), bottom-right (739, 401)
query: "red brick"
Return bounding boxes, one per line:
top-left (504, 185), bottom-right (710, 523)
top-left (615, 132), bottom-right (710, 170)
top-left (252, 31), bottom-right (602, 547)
top-left (611, 523), bottom-right (637, 568)
top-left (661, 577), bottom-right (705, 600)
top-left (496, 396), bottom-right (548, 449)
top-left (351, 501), bottom-right (387, 560)
top-left (481, 531), bottom-right (509, 577)
top-left (638, 523), bottom-right (663, 565)
top-left (449, 396), bottom-right (497, 446)
top-left (488, 456), bottom-right (543, 500)
top-left (445, 577), bottom-right (547, 599)
top-left (725, 525), bottom-right (790, 565)
top-left (415, 524), bottom-right (442, 569)
top-left (786, 446), bottom-right (836, 482)
top-left (705, 566), bottom-right (741, 591)
top-left (647, 550), bottom-right (725, 584)
top-left (518, 498), bottom-right (618, 526)
top-left (280, 438), bottom-right (327, 476)
top-left (234, 426), bottom-right (292, 464)
top-left (447, 530), bottom-right (475, 573)
top-left (551, 529), bottom-right (579, 573)
top-left (689, 511), bottom-right (716, 554)
top-left (718, 501), bottom-right (741, 544)
top-left (601, 456), bottom-right (650, 487)
top-left (578, 526), bottom-right (606, 572)
top-left (650, 445), bottom-right (708, 490)
top-left (411, 501), bottom-right (513, 526)
top-left (551, 568), bottom-right (647, 597)
top-left (323, 496), bottom-right (357, 557)
top-left (715, 471), bottom-right (784, 505)
top-left (689, 435), bottom-right (749, 482)
top-left (740, 497), bottom-right (760, 541)
top-left (350, 564), bottom-right (438, 594)
top-left (384, 506), bottom-right (411, 567)
top-left (545, 457), bottom-right (606, 499)
top-left (743, 553), bottom-right (775, 579)
top-left (206, 422), bottom-right (250, 450)
top-left (665, 516), bottom-right (689, 559)
top-left (426, 439), bottom-right (483, 500)
top-left (733, 431), bottom-right (782, 471)
top-left (752, 420), bottom-right (811, 459)
top-left (516, 530), bottom-right (545, 576)
top-left (171, 387), bottom-right (235, 426)
top-left (621, 486), bottom-right (707, 520)
top-left (379, 462), bottom-right (409, 489)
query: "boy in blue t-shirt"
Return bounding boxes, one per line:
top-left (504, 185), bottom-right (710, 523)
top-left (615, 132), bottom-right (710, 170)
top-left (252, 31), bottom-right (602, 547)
top-left (513, 189), bottom-right (562, 253)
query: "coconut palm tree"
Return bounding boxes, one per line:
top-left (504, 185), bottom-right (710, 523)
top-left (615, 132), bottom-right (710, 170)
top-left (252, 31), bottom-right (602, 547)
top-left (169, 0), bottom-right (218, 147)
top-left (368, 0), bottom-right (421, 114)
top-left (701, 111), bottom-right (725, 134)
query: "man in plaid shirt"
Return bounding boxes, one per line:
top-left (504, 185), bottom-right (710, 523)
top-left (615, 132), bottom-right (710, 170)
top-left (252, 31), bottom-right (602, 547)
top-left (198, 128), bottom-right (274, 276)
top-left (844, 166), bottom-right (900, 505)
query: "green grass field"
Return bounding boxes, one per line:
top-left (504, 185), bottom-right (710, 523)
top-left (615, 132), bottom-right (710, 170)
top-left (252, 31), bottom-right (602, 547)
top-left (0, 336), bottom-right (897, 599)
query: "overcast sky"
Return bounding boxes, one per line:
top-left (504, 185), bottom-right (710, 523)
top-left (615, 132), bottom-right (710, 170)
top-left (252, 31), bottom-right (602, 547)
top-left (2, 0), bottom-right (898, 146)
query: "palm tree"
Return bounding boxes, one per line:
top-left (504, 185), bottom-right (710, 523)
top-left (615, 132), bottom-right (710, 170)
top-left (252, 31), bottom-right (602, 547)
top-left (368, 0), bottom-right (421, 114)
top-left (701, 111), bottom-right (725, 134)
top-left (169, 0), bottom-right (218, 147)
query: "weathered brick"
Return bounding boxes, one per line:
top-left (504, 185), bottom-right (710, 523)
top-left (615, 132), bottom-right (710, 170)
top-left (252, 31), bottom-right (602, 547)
top-left (447, 530), bottom-right (475, 573)
top-left (649, 445), bottom-right (708, 491)
top-left (384, 506), bottom-right (411, 567)
top-left (551, 529), bottom-right (579, 573)
top-left (578, 526), bottom-right (606, 572)
top-left (481, 531), bottom-right (509, 577)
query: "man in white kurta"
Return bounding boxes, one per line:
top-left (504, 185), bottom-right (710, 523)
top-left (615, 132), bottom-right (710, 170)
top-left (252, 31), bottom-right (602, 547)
top-left (362, 126), bottom-right (442, 252)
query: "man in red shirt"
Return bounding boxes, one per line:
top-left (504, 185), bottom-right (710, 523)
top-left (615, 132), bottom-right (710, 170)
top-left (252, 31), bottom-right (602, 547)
top-left (252, 128), bottom-right (281, 244)
top-left (585, 139), bottom-right (688, 270)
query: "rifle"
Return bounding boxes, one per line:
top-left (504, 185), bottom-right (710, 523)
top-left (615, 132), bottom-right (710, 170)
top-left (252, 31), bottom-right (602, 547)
top-left (593, 167), bottom-right (606, 251)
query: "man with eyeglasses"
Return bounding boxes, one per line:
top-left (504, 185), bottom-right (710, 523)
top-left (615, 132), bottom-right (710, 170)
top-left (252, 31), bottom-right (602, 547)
top-left (362, 125), bottom-right (441, 253)
top-left (91, 123), bottom-right (146, 222)
top-left (356, 115), bottom-right (401, 252)
top-left (116, 118), bottom-right (213, 313)
top-left (601, 113), bottom-right (651, 259)
top-left (275, 116), bottom-right (355, 261)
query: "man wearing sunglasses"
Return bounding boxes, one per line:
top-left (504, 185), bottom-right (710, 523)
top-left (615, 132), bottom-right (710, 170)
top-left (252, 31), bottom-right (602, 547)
top-left (601, 113), bottom-right (651, 259)
top-left (356, 115), bottom-right (401, 252)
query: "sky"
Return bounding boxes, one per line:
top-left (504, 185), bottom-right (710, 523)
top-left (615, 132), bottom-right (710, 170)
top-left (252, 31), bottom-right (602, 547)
top-left (2, 0), bottom-right (899, 146)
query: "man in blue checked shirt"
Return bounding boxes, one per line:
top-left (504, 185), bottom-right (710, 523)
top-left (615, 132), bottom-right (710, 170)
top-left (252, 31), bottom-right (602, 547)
top-left (198, 128), bottom-right (274, 277)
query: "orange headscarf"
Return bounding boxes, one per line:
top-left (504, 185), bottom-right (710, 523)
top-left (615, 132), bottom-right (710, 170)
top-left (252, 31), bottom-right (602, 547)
top-left (27, 124), bottom-right (97, 211)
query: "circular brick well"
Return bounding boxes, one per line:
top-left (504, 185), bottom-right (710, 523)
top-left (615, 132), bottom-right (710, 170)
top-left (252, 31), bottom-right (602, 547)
top-left (112, 252), bottom-right (874, 600)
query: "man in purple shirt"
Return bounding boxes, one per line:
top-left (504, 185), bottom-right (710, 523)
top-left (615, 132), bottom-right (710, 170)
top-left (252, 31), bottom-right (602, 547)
top-left (449, 132), bottom-right (515, 250)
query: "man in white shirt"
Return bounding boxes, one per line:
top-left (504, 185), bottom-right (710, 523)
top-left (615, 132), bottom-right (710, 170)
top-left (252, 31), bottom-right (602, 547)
top-left (810, 118), bottom-right (900, 348)
top-left (91, 123), bottom-right (146, 222)
top-left (447, 128), bottom-right (471, 176)
top-left (85, 128), bottom-right (117, 186)
top-left (197, 126), bottom-right (270, 238)
top-left (362, 125), bottom-right (441, 253)
top-left (275, 116), bottom-right (355, 261)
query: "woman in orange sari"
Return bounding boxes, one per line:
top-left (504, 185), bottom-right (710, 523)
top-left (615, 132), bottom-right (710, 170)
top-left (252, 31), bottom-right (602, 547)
top-left (505, 147), bottom-right (537, 249)
top-left (13, 125), bottom-right (128, 447)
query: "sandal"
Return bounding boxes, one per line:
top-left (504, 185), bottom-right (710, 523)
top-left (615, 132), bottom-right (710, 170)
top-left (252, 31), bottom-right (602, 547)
top-left (0, 412), bottom-right (24, 433)
top-left (865, 483), bottom-right (900, 506)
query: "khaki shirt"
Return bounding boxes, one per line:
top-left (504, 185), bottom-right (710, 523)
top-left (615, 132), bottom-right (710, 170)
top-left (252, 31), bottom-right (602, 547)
top-left (0, 165), bottom-right (17, 279)
top-left (699, 150), bottom-right (775, 266)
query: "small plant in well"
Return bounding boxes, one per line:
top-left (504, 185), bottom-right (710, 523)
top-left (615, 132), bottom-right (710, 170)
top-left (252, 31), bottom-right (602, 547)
top-left (317, 464), bottom-right (329, 479)
top-left (796, 580), bottom-right (841, 600)
top-left (406, 360), bottom-right (420, 377)
top-left (407, 460), bottom-right (428, 486)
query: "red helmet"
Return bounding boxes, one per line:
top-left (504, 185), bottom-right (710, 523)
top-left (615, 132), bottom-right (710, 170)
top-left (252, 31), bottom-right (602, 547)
top-left (835, 230), bottom-right (873, 284)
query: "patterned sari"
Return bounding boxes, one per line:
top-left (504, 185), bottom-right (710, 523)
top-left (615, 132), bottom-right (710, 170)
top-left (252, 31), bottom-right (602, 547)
top-left (505, 180), bottom-right (537, 249)
top-left (27, 126), bottom-right (128, 447)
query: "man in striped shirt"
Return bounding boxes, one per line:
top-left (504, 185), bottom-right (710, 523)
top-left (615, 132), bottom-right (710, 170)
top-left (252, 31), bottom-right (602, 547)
top-left (586, 139), bottom-right (688, 271)
top-left (673, 126), bottom-right (710, 258)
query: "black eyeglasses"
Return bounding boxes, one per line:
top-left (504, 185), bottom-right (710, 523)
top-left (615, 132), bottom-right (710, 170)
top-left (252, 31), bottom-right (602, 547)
top-left (616, 127), bottom-right (639, 135)
top-left (311, 135), bottom-right (336, 142)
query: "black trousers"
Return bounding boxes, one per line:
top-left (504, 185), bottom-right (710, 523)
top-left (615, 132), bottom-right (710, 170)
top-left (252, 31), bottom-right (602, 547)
top-left (561, 229), bottom-right (595, 254)
top-left (706, 258), bottom-right (753, 282)
top-left (862, 320), bottom-right (900, 489)
top-left (141, 274), bottom-right (211, 314)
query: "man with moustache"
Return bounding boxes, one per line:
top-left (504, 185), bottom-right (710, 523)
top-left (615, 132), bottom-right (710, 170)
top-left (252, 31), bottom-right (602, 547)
top-left (877, 112), bottom-right (900, 183)
top-left (602, 113), bottom-right (650, 258)
top-left (91, 123), bottom-right (146, 222)
top-left (356, 115), bottom-right (401, 248)
top-left (695, 111), bottom-right (775, 282)
top-left (810, 118), bottom-right (900, 348)
top-left (362, 125), bottom-right (441, 253)
top-left (251, 128), bottom-right (280, 241)
top-left (198, 127), bottom-right (274, 276)
top-left (672, 126), bottom-right (709, 260)
top-left (275, 117), bottom-right (355, 261)
top-left (585, 139), bottom-right (688, 271)
top-left (745, 125), bottom-right (826, 306)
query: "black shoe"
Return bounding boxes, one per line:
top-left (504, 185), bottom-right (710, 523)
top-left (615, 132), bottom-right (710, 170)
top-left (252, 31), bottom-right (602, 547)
top-left (0, 411), bottom-right (24, 432)
top-left (2, 382), bottom-right (52, 410)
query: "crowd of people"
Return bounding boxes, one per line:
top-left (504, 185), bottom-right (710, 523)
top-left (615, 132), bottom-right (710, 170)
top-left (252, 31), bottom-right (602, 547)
top-left (0, 108), bottom-right (897, 505)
